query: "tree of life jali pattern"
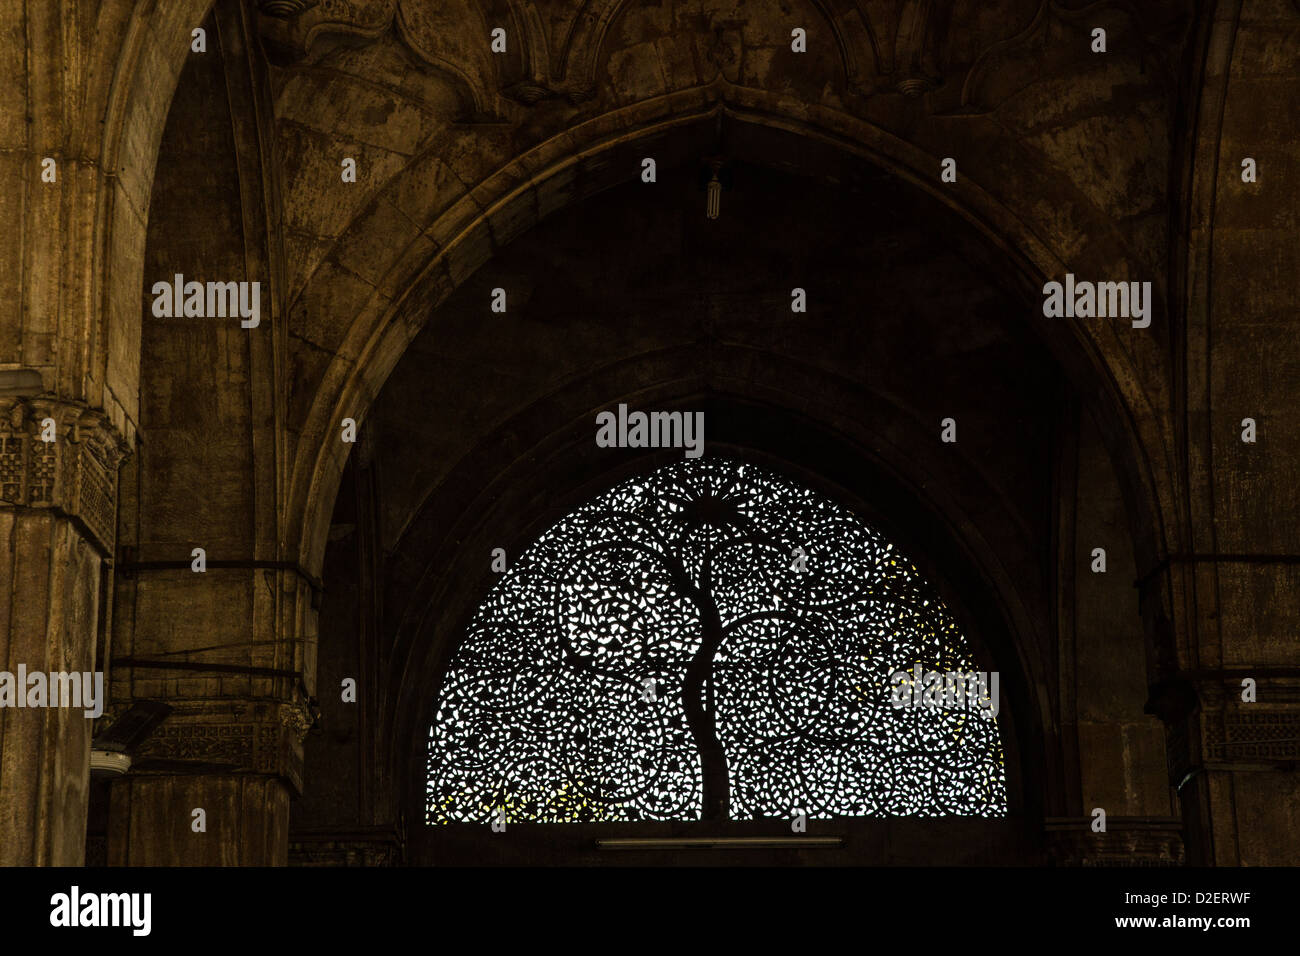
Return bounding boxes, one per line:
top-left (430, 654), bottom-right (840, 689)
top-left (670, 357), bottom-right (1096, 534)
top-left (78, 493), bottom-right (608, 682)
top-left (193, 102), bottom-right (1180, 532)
top-left (427, 457), bottom-right (1007, 823)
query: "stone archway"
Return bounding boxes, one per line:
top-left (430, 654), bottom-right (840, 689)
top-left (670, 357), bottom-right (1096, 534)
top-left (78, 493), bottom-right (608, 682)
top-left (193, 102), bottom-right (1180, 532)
top-left (287, 96), bottom-right (1173, 613)
top-left (294, 150), bottom-right (1176, 864)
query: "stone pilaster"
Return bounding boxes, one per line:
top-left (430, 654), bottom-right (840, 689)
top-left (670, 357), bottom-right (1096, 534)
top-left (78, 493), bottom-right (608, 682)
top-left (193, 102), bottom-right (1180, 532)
top-left (1158, 673), bottom-right (1300, 866)
top-left (103, 699), bottom-right (314, 865)
top-left (0, 396), bottom-right (129, 865)
top-left (107, 775), bottom-right (291, 866)
top-left (104, 565), bottom-right (320, 866)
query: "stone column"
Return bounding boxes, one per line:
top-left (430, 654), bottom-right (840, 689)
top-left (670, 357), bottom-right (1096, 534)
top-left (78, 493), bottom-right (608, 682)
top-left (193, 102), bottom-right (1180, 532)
top-left (103, 541), bottom-right (319, 866)
top-left (1163, 0), bottom-right (1300, 866)
top-left (0, 397), bottom-right (129, 865)
top-left (104, 698), bottom-right (313, 866)
top-left (104, 549), bottom-right (319, 865)
top-left (95, 1), bottom-right (314, 866)
top-left (1151, 662), bottom-right (1300, 866)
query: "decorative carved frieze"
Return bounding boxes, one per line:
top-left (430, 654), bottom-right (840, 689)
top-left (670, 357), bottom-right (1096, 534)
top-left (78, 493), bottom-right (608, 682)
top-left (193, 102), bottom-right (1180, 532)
top-left (129, 699), bottom-right (315, 793)
top-left (1153, 677), bottom-right (1300, 783)
top-left (289, 828), bottom-right (403, 866)
top-left (256, 0), bottom-right (954, 108)
top-left (0, 397), bottom-right (130, 554)
top-left (1204, 710), bottom-right (1300, 762)
top-left (1045, 818), bottom-right (1186, 866)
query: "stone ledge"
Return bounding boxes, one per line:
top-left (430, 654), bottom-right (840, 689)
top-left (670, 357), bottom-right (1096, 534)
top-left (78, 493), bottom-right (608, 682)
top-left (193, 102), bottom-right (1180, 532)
top-left (1044, 817), bottom-right (1186, 866)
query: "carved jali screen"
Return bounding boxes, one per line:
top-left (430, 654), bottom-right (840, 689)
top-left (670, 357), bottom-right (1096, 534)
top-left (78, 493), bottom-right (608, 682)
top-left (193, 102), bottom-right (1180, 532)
top-left (427, 458), bottom-right (1007, 823)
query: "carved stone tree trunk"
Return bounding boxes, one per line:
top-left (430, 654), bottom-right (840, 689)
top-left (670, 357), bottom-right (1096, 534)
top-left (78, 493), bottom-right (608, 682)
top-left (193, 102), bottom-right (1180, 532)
top-left (679, 552), bottom-right (732, 821)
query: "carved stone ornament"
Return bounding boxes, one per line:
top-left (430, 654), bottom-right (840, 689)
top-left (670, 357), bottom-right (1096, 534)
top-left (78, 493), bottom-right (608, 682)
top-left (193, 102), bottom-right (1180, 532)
top-left (131, 700), bottom-right (314, 793)
top-left (1045, 818), bottom-right (1186, 867)
top-left (0, 397), bottom-right (131, 554)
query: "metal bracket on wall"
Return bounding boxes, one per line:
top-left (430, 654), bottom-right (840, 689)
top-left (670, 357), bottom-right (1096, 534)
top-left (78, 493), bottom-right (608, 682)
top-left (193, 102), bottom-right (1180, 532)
top-left (111, 657), bottom-right (315, 704)
top-left (1134, 553), bottom-right (1300, 593)
top-left (117, 549), bottom-right (324, 609)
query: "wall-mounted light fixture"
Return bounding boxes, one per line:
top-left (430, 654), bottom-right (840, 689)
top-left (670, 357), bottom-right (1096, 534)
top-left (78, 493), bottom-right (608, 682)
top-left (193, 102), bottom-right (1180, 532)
top-left (90, 750), bottom-right (132, 777)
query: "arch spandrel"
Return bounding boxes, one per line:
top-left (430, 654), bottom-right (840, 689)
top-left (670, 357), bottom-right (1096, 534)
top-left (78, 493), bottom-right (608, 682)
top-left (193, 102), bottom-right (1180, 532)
top-left (287, 97), bottom-right (1177, 599)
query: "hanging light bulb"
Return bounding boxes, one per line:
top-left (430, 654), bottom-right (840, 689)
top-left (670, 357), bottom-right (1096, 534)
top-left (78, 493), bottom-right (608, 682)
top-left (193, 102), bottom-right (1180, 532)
top-left (701, 156), bottom-right (729, 220)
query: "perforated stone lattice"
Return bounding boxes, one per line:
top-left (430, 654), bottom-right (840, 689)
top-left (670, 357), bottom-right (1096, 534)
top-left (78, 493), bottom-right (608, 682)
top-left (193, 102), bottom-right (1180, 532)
top-left (427, 457), bottom-right (1007, 823)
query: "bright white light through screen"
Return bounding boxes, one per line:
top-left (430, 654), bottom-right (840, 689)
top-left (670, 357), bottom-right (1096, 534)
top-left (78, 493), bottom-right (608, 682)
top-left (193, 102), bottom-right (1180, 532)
top-left (427, 457), bottom-right (1007, 823)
